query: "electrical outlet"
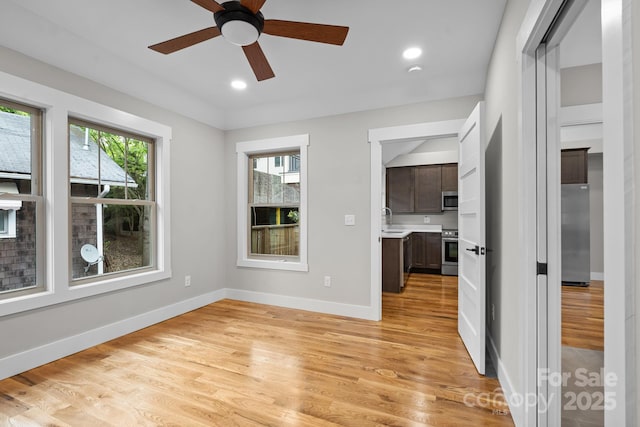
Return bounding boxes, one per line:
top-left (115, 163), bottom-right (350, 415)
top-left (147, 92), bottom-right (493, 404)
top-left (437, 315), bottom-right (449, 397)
top-left (185, 275), bottom-right (191, 287)
top-left (424, 216), bottom-right (430, 224)
top-left (344, 215), bottom-right (356, 226)
top-left (324, 276), bottom-right (331, 287)
top-left (491, 304), bottom-right (495, 321)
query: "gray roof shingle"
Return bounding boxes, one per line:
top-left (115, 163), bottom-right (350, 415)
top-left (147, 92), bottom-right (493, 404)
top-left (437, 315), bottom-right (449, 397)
top-left (0, 111), bottom-right (135, 186)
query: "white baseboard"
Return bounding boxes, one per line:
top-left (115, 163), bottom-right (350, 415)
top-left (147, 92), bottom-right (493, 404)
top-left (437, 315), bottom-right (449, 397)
top-left (487, 333), bottom-right (522, 427)
top-left (0, 288), bottom-right (378, 381)
top-left (0, 289), bottom-right (226, 381)
top-left (225, 288), bottom-right (377, 320)
top-left (591, 272), bottom-right (604, 281)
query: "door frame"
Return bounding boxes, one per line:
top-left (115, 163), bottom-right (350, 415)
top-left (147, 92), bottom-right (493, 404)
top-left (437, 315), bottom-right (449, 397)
top-left (518, 0), bottom-right (633, 425)
top-left (368, 119), bottom-right (465, 321)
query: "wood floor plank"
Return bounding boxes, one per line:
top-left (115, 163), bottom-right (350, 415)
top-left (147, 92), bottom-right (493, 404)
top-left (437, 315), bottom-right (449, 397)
top-left (562, 280), bottom-right (604, 351)
top-left (0, 273), bottom-right (514, 426)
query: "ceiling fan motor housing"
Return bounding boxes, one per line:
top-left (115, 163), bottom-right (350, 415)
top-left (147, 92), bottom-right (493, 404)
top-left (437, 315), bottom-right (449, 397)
top-left (215, 1), bottom-right (265, 46)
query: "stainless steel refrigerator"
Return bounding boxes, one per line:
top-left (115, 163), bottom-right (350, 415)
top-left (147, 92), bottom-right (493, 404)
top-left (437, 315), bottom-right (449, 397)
top-left (561, 184), bottom-right (591, 285)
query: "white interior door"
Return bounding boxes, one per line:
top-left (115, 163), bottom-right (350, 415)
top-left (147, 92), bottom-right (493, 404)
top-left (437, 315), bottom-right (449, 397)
top-left (457, 101), bottom-right (486, 375)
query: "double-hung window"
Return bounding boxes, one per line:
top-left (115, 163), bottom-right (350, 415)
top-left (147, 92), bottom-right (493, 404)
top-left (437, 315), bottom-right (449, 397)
top-left (0, 99), bottom-right (44, 297)
top-left (69, 119), bottom-right (156, 282)
top-left (237, 134), bottom-right (308, 271)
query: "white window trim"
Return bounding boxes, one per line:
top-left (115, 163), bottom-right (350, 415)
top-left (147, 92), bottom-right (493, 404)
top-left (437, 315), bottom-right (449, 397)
top-left (0, 71), bottom-right (172, 317)
top-left (236, 134), bottom-right (308, 272)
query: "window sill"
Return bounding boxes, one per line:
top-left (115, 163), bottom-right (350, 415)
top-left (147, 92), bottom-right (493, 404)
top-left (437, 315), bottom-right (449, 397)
top-left (237, 258), bottom-right (308, 272)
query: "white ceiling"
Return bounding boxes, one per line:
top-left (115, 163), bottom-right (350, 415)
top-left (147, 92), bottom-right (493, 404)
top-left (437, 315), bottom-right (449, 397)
top-left (1, 0), bottom-right (507, 130)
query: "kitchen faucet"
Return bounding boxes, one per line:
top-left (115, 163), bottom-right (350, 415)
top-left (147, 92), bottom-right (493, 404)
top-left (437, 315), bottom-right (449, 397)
top-left (382, 207), bottom-right (393, 227)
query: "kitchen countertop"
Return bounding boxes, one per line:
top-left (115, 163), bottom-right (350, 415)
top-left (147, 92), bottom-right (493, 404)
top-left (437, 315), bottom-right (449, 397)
top-left (381, 225), bottom-right (443, 239)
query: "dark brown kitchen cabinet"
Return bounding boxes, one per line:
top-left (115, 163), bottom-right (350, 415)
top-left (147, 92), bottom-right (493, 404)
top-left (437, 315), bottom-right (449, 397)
top-left (382, 238), bottom-right (403, 293)
top-left (411, 232), bottom-right (442, 271)
top-left (386, 167), bottom-right (414, 213)
top-left (441, 163), bottom-right (458, 192)
top-left (561, 148), bottom-right (588, 184)
top-left (414, 165), bottom-right (442, 213)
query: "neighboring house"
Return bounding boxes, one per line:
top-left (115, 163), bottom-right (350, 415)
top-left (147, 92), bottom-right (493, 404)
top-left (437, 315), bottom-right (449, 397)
top-left (0, 111), bottom-right (135, 291)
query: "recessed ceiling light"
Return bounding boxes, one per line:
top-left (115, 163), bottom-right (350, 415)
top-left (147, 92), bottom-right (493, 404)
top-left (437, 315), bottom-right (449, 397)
top-left (408, 65), bottom-right (423, 73)
top-left (231, 80), bottom-right (247, 90)
top-left (403, 47), bottom-right (422, 60)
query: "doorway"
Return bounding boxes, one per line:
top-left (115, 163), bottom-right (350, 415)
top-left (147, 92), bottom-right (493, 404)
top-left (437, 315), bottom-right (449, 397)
top-left (368, 119), bottom-right (465, 321)
top-left (519, 0), bottom-right (632, 425)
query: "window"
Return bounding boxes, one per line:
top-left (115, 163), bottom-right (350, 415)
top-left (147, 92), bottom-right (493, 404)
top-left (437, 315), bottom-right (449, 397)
top-left (0, 72), bottom-right (172, 316)
top-left (236, 134), bottom-right (308, 271)
top-left (250, 152), bottom-right (300, 257)
top-left (69, 119), bottom-right (155, 282)
top-left (288, 154), bottom-right (300, 172)
top-left (0, 99), bottom-right (44, 297)
top-left (0, 210), bottom-right (7, 234)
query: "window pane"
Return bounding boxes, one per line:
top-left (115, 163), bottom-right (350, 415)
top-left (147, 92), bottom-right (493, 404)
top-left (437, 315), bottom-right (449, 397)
top-left (1, 102), bottom-right (43, 297)
top-left (71, 203), bottom-right (153, 279)
top-left (0, 201), bottom-right (38, 293)
top-left (251, 152), bottom-right (300, 205)
top-left (69, 124), bottom-right (151, 200)
top-left (0, 211), bottom-right (7, 233)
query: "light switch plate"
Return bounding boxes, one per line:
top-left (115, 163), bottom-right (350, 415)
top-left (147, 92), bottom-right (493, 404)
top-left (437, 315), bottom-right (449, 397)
top-left (344, 214), bottom-right (356, 226)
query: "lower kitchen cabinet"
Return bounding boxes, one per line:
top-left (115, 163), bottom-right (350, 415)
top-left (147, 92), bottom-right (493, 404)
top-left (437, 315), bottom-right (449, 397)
top-left (382, 238), bottom-right (403, 293)
top-left (412, 232), bottom-right (442, 272)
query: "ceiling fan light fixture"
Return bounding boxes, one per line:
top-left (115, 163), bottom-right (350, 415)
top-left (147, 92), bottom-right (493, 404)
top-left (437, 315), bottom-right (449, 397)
top-left (220, 20), bottom-right (260, 46)
top-left (215, 2), bottom-right (264, 46)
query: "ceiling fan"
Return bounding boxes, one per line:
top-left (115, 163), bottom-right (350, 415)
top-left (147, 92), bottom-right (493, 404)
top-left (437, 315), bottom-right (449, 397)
top-left (149, 0), bottom-right (350, 81)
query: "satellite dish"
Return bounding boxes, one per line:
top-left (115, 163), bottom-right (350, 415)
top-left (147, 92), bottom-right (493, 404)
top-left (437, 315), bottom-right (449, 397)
top-left (81, 244), bottom-right (100, 263)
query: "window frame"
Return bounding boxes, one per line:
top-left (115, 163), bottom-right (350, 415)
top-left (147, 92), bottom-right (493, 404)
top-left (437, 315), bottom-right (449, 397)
top-left (236, 134), bottom-right (308, 272)
top-left (68, 118), bottom-right (157, 284)
top-left (0, 71), bottom-right (172, 317)
top-left (0, 98), bottom-right (45, 298)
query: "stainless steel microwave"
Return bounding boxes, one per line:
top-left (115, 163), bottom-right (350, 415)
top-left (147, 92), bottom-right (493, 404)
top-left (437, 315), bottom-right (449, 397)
top-left (442, 191), bottom-right (458, 211)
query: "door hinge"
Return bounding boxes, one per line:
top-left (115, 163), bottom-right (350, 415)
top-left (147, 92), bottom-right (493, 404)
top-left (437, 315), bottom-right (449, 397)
top-left (537, 262), bottom-right (548, 275)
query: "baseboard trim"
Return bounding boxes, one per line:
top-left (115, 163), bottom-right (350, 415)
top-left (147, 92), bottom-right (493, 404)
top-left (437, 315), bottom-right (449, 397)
top-left (225, 288), bottom-right (378, 320)
top-left (0, 289), bottom-right (226, 381)
top-left (0, 289), bottom-right (378, 381)
top-left (487, 333), bottom-right (522, 427)
top-left (590, 272), bottom-right (604, 281)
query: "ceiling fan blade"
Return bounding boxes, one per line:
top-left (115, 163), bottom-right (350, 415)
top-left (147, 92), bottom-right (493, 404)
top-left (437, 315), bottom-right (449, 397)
top-left (240, 0), bottom-right (267, 14)
top-left (191, 0), bottom-right (225, 13)
top-left (149, 27), bottom-right (221, 54)
top-left (263, 20), bottom-right (349, 45)
top-left (242, 42), bottom-right (275, 81)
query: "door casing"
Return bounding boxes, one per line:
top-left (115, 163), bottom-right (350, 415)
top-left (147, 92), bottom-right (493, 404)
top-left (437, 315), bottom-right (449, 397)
top-left (518, 0), bottom-right (634, 425)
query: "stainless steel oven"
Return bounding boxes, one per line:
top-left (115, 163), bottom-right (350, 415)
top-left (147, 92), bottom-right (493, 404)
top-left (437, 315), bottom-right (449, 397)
top-left (441, 229), bottom-right (458, 276)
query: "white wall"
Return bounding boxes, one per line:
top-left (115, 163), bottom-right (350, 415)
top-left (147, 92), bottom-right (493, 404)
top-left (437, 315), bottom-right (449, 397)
top-left (483, 0), bottom-right (530, 404)
top-left (0, 46), bottom-right (227, 364)
top-left (224, 96), bottom-right (480, 310)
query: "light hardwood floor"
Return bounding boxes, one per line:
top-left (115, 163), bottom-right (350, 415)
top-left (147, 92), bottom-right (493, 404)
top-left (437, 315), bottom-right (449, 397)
top-left (561, 280), bottom-right (604, 351)
top-left (0, 274), bottom-right (513, 426)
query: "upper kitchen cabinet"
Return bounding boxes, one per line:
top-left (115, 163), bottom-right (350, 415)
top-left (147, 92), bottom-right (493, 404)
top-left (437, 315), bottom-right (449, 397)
top-left (386, 166), bottom-right (414, 213)
top-left (441, 163), bottom-right (458, 192)
top-left (386, 163), bottom-right (458, 214)
top-left (414, 165), bottom-right (442, 213)
top-left (561, 148), bottom-right (589, 184)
